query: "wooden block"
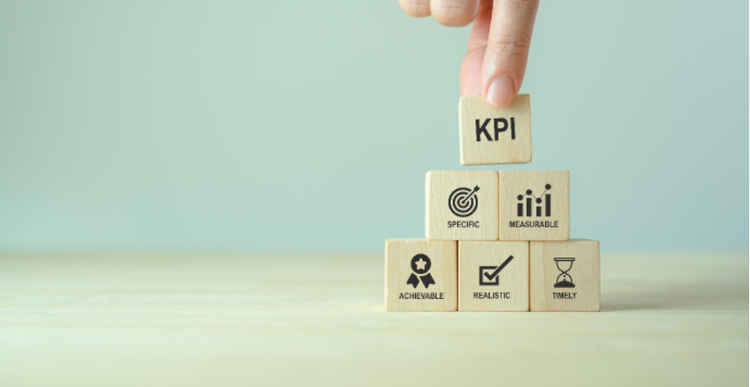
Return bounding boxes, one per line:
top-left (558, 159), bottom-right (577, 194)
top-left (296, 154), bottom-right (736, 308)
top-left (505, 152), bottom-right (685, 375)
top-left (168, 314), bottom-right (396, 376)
top-left (459, 95), bottom-right (531, 165)
top-left (385, 239), bottom-right (457, 312)
top-left (498, 171), bottom-right (570, 241)
top-left (426, 171), bottom-right (499, 241)
top-left (458, 241), bottom-right (529, 312)
top-left (530, 240), bottom-right (600, 312)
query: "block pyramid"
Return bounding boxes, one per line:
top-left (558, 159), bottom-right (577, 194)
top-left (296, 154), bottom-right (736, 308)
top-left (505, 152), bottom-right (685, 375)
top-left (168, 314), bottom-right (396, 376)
top-left (385, 95), bottom-right (601, 312)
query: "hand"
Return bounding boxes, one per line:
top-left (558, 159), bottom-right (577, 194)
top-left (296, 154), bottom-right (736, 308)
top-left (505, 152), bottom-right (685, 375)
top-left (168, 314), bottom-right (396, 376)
top-left (398, 0), bottom-right (539, 107)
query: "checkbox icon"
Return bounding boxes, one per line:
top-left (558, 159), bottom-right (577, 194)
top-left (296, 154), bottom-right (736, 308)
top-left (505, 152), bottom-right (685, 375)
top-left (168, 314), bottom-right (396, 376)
top-left (479, 255), bottom-right (514, 286)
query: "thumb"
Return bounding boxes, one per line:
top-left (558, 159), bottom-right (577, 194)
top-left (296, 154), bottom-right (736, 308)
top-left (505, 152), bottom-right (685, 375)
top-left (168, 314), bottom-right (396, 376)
top-left (482, 0), bottom-right (539, 107)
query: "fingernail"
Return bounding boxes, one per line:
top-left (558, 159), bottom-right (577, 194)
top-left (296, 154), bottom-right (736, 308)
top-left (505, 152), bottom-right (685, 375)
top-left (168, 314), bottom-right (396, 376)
top-left (486, 76), bottom-right (515, 108)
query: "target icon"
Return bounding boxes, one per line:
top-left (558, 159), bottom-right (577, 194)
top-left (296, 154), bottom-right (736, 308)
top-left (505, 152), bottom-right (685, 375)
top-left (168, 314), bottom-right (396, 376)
top-left (448, 186), bottom-right (480, 217)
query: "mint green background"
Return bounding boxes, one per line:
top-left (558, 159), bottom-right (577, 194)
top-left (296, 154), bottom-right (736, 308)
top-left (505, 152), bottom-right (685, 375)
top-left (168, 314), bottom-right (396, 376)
top-left (0, 1), bottom-right (747, 251)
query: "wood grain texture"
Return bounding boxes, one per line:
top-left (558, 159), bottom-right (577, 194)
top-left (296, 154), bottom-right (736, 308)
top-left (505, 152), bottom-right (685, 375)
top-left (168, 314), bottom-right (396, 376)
top-left (385, 239), bottom-right (457, 311)
top-left (459, 95), bottom-right (531, 165)
top-left (458, 241), bottom-right (529, 311)
top-left (530, 240), bottom-right (600, 311)
top-left (499, 171), bottom-right (570, 241)
top-left (0, 251), bottom-right (746, 387)
top-left (426, 171), bottom-right (498, 241)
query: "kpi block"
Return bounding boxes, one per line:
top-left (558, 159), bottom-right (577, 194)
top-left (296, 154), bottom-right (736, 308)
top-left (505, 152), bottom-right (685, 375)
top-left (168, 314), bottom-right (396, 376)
top-left (458, 241), bottom-right (529, 312)
top-left (426, 171), bottom-right (499, 241)
top-left (530, 240), bottom-right (600, 312)
top-left (459, 95), bottom-right (531, 165)
top-left (499, 171), bottom-right (570, 241)
top-left (385, 239), bottom-right (457, 312)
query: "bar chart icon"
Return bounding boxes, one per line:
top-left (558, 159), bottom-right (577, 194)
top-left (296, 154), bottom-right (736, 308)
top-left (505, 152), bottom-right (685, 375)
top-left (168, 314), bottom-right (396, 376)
top-left (517, 184), bottom-right (552, 217)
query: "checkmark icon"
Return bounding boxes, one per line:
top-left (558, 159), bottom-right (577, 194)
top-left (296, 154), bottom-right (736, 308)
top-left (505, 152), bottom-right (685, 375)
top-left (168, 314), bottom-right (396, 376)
top-left (479, 255), bottom-right (514, 286)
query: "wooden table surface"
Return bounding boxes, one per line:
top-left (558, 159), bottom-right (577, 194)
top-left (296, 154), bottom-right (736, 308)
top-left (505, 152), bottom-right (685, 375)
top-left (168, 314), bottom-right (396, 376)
top-left (0, 251), bottom-right (747, 386)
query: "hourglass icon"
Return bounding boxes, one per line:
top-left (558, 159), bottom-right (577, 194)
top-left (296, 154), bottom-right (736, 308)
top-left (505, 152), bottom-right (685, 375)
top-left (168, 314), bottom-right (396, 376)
top-left (553, 257), bottom-right (575, 288)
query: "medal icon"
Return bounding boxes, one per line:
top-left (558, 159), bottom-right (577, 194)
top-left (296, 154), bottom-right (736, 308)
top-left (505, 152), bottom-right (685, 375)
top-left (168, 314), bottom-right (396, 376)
top-left (407, 254), bottom-right (436, 288)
